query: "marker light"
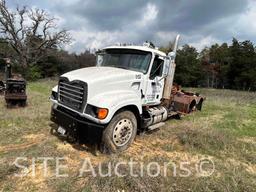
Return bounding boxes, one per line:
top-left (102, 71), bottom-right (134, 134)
top-left (97, 108), bottom-right (108, 119)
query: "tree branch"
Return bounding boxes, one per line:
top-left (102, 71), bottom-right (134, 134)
top-left (0, 0), bottom-right (71, 67)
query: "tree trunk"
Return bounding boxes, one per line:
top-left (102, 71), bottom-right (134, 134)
top-left (20, 55), bottom-right (28, 68)
top-left (211, 72), bottom-right (214, 88)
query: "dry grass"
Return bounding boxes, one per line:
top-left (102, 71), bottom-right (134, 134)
top-left (0, 80), bottom-right (256, 191)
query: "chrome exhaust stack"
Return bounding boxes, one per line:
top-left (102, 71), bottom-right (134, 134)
top-left (163, 34), bottom-right (180, 100)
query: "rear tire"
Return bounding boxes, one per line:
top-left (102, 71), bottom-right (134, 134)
top-left (100, 111), bottom-right (137, 154)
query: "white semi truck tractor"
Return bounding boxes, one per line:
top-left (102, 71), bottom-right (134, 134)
top-left (50, 35), bottom-right (204, 153)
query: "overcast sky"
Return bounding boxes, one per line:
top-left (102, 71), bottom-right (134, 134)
top-left (7, 0), bottom-right (256, 53)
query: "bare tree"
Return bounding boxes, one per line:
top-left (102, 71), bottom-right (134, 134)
top-left (0, 0), bottom-right (71, 67)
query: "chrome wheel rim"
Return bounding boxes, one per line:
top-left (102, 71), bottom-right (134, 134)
top-left (112, 118), bottom-right (133, 147)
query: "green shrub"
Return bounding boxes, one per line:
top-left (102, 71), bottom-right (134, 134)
top-left (26, 65), bottom-right (42, 80)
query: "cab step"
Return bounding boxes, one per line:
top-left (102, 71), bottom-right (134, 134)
top-left (148, 122), bottom-right (165, 131)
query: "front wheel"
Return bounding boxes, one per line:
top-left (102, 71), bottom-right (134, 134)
top-left (100, 111), bottom-right (137, 154)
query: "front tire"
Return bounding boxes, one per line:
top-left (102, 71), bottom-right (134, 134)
top-left (101, 111), bottom-right (137, 154)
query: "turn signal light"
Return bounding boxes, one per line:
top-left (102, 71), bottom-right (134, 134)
top-left (97, 108), bottom-right (108, 119)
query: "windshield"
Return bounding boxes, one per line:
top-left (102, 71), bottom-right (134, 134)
top-left (97, 49), bottom-right (152, 73)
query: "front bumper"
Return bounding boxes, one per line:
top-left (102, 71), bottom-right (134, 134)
top-left (5, 93), bottom-right (27, 100)
top-left (50, 106), bottom-right (105, 143)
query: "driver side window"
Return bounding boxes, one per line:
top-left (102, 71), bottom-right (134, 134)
top-left (150, 57), bottom-right (164, 80)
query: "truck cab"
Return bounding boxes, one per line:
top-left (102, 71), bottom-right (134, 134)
top-left (50, 36), bottom-right (204, 153)
top-left (96, 44), bottom-right (168, 106)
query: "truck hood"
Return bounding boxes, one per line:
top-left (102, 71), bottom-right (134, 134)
top-left (61, 66), bottom-right (141, 83)
top-left (61, 66), bottom-right (143, 101)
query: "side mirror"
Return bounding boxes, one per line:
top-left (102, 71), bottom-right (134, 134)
top-left (168, 51), bottom-right (176, 60)
top-left (162, 58), bottom-right (170, 78)
top-left (96, 54), bottom-right (104, 66)
top-left (162, 65), bottom-right (168, 77)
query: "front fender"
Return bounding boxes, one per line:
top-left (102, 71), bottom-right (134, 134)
top-left (88, 90), bottom-right (142, 124)
top-left (52, 85), bottom-right (58, 92)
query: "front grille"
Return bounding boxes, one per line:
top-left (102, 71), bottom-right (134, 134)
top-left (58, 77), bottom-right (87, 112)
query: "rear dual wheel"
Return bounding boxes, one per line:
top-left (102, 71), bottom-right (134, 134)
top-left (101, 111), bottom-right (137, 154)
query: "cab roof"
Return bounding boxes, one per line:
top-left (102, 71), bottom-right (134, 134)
top-left (103, 45), bottom-right (167, 57)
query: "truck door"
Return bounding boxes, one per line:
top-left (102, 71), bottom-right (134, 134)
top-left (144, 55), bottom-right (165, 105)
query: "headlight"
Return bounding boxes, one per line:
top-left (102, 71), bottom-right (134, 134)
top-left (51, 91), bottom-right (58, 100)
top-left (85, 104), bottom-right (108, 119)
